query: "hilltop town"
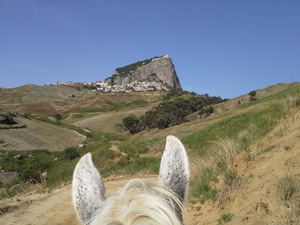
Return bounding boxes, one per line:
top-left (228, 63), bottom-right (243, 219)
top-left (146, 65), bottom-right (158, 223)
top-left (53, 79), bottom-right (169, 93)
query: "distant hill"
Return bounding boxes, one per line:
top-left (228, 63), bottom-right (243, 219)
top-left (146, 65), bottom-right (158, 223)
top-left (0, 84), bottom-right (163, 115)
top-left (0, 84), bottom-right (79, 105)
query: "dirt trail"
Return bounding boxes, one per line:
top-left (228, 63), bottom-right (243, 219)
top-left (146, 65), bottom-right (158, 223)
top-left (0, 177), bottom-right (157, 225)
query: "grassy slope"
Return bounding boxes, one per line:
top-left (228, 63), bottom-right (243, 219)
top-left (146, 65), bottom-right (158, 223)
top-left (1, 82), bottom-right (300, 214)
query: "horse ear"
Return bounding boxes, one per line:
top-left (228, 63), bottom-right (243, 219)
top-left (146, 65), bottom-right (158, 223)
top-left (158, 135), bottom-right (189, 201)
top-left (72, 153), bottom-right (106, 224)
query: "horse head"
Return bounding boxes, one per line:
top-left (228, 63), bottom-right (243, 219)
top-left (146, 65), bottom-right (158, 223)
top-left (72, 135), bottom-right (189, 225)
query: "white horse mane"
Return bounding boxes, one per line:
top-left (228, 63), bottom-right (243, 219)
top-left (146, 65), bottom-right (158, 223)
top-left (72, 135), bottom-right (189, 225)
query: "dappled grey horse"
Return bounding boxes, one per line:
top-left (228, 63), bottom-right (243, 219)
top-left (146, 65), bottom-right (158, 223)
top-left (72, 135), bottom-right (189, 225)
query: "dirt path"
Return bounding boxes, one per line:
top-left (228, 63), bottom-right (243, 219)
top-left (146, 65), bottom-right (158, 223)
top-left (0, 177), bottom-right (157, 225)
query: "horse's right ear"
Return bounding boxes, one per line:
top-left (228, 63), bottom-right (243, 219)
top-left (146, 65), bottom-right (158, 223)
top-left (72, 153), bottom-right (106, 224)
top-left (158, 135), bottom-right (189, 201)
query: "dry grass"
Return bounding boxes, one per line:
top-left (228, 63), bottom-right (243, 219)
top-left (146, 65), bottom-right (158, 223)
top-left (278, 176), bottom-right (298, 201)
top-left (278, 175), bottom-right (300, 222)
top-left (192, 137), bottom-right (240, 176)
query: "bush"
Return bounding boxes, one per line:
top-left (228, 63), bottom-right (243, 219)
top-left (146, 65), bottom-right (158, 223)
top-left (63, 147), bottom-right (79, 160)
top-left (217, 213), bottom-right (233, 224)
top-left (21, 153), bottom-right (54, 182)
top-left (199, 106), bottom-right (214, 118)
top-left (156, 115), bottom-right (171, 129)
top-left (122, 115), bottom-right (143, 134)
top-left (54, 114), bottom-right (62, 121)
top-left (248, 90), bottom-right (257, 101)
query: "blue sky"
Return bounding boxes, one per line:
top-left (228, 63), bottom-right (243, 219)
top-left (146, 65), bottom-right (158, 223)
top-left (1, 0), bottom-right (299, 98)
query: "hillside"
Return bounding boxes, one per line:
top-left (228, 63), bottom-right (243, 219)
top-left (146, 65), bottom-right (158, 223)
top-left (1, 82), bottom-right (300, 224)
top-left (0, 85), bottom-right (162, 115)
top-left (190, 104), bottom-right (300, 224)
top-left (1, 104), bottom-right (300, 224)
top-left (0, 85), bottom-right (79, 105)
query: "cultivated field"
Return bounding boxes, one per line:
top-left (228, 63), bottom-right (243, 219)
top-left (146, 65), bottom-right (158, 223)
top-left (0, 117), bottom-right (86, 151)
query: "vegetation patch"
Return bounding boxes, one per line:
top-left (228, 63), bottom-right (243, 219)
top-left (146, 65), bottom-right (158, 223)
top-left (118, 137), bottom-right (149, 155)
top-left (72, 113), bottom-right (84, 119)
top-left (0, 150), bottom-right (56, 184)
top-left (100, 155), bottom-right (160, 177)
top-left (108, 56), bottom-right (160, 80)
top-left (217, 213), bottom-right (233, 224)
top-left (182, 104), bottom-right (284, 155)
top-left (122, 89), bottom-right (226, 133)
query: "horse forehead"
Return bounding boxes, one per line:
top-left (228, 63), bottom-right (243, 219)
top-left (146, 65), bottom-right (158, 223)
top-left (105, 221), bottom-right (155, 225)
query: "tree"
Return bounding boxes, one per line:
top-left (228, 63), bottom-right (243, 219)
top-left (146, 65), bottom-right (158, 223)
top-left (156, 114), bottom-right (171, 129)
top-left (122, 115), bottom-right (142, 134)
top-left (248, 91), bottom-right (257, 101)
top-left (54, 114), bottom-right (62, 121)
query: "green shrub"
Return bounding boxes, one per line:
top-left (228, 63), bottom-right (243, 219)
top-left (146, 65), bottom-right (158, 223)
top-left (118, 138), bottom-right (149, 155)
top-left (122, 115), bottom-right (143, 134)
top-left (191, 169), bottom-right (218, 203)
top-left (223, 169), bottom-right (238, 186)
top-left (54, 114), bottom-right (62, 121)
top-left (20, 153), bottom-right (54, 182)
top-left (63, 147), bottom-right (79, 160)
top-left (217, 213), bottom-right (233, 224)
top-left (156, 115), bottom-right (171, 129)
top-left (199, 106), bottom-right (214, 118)
top-left (248, 90), bottom-right (257, 101)
top-left (100, 156), bottom-right (160, 177)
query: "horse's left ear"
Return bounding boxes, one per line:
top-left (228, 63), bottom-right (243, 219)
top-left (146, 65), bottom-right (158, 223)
top-left (72, 153), bottom-right (106, 224)
top-left (158, 135), bottom-right (189, 201)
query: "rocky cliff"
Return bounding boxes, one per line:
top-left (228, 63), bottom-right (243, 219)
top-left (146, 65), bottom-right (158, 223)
top-left (105, 55), bottom-right (181, 89)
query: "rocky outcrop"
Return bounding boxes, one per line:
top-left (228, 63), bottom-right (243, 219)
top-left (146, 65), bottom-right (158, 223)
top-left (106, 55), bottom-right (181, 89)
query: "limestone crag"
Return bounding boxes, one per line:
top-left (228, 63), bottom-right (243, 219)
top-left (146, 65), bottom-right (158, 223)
top-left (107, 55), bottom-right (181, 89)
top-left (54, 55), bottom-right (181, 93)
